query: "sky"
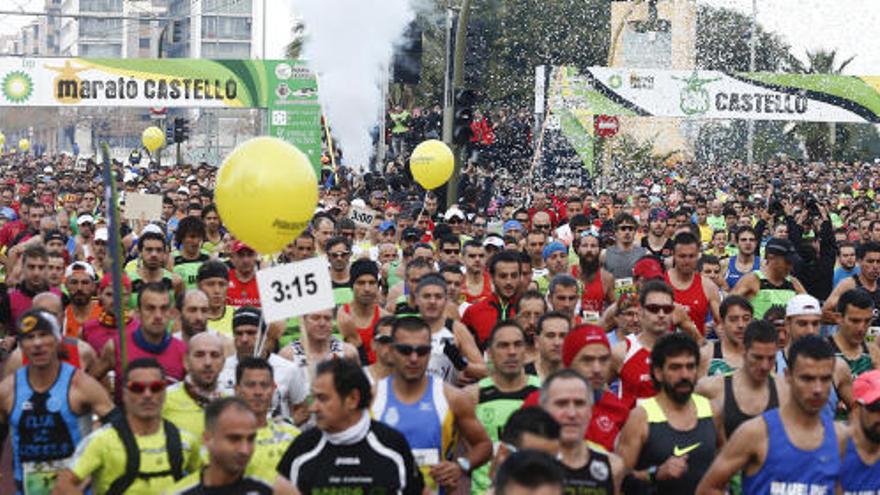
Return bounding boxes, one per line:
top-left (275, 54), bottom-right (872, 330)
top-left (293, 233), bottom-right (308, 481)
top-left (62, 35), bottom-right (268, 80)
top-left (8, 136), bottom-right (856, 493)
top-left (0, 0), bottom-right (878, 74)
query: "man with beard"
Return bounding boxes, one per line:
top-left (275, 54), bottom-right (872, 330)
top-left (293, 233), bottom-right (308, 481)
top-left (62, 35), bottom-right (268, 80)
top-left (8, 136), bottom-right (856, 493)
top-left (463, 250), bottom-right (522, 349)
top-left (371, 316), bottom-right (491, 492)
top-left (162, 332), bottom-right (228, 438)
top-left (465, 321), bottom-right (541, 494)
top-left (618, 333), bottom-right (724, 495)
top-left (574, 232), bottom-right (615, 322)
top-left (81, 273), bottom-right (139, 356)
top-left (665, 232), bottom-right (722, 338)
top-left (338, 259), bottom-right (387, 365)
top-left (63, 261), bottom-right (100, 338)
top-left (699, 295), bottom-right (753, 377)
top-left (129, 230), bottom-right (183, 309)
top-left (641, 208), bottom-right (674, 261)
top-left (696, 336), bottom-right (843, 495)
top-left (838, 370), bottom-right (880, 493)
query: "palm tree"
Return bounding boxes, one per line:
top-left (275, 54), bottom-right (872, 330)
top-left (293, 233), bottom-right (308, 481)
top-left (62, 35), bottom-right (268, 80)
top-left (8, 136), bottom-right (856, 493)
top-left (787, 49), bottom-right (855, 161)
top-left (285, 21), bottom-right (306, 59)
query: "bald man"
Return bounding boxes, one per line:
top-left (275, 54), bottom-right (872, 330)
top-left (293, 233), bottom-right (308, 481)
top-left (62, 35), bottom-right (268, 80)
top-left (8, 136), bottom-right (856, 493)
top-left (162, 332), bottom-right (228, 437)
top-left (2, 292), bottom-right (97, 377)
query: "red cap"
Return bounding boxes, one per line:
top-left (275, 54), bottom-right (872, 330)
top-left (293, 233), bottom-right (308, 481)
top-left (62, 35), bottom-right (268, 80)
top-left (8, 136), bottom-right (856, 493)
top-left (99, 273), bottom-right (131, 292)
top-left (562, 324), bottom-right (610, 367)
top-left (232, 241), bottom-right (255, 254)
top-left (633, 257), bottom-right (664, 280)
top-left (854, 369), bottom-right (880, 406)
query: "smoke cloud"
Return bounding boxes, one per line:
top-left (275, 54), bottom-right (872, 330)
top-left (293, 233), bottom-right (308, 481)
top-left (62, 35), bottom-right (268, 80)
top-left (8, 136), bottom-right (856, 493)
top-left (291, 0), bottom-right (417, 171)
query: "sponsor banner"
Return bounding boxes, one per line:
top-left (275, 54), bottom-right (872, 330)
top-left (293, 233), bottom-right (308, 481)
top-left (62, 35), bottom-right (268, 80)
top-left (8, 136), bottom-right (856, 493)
top-left (555, 67), bottom-right (880, 123)
top-left (0, 57), bottom-right (322, 171)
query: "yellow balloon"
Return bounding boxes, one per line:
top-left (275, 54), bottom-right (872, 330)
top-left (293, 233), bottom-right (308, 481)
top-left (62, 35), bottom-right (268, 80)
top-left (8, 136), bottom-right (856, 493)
top-left (142, 126), bottom-right (165, 153)
top-left (410, 140), bottom-right (454, 190)
top-left (215, 137), bottom-right (318, 254)
top-left (18, 139), bottom-right (29, 152)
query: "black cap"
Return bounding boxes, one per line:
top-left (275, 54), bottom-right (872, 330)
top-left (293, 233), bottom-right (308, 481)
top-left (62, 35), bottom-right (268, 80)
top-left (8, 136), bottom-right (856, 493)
top-left (43, 229), bottom-right (66, 244)
top-left (401, 227), bottom-right (422, 241)
top-left (765, 237), bottom-right (800, 263)
top-left (350, 259), bottom-right (379, 283)
top-left (197, 260), bottom-right (230, 282)
top-left (233, 306), bottom-right (263, 329)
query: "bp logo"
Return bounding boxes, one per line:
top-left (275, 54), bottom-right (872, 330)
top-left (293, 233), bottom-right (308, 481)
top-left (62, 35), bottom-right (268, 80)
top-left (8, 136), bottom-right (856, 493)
top-left (2, 71), bottom-right (33, 103)
top-left (608, 74), bottom-right (623, 89)
top-left (672, 71), bottom-right (720, 116)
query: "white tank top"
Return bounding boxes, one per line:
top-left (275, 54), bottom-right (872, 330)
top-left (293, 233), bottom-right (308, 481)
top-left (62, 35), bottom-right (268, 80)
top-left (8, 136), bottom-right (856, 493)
top-left (427, 324), bottom-right (459, 384)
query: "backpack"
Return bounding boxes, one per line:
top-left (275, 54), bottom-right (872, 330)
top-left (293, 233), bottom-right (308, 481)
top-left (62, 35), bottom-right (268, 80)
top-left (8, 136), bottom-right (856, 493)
top-left (106, 416), bottom-right (184, 495)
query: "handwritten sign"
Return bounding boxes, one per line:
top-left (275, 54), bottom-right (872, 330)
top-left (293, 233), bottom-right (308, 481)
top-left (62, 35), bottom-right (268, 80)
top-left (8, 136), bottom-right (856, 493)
top-left (256, 257), bottom-right (334, 323)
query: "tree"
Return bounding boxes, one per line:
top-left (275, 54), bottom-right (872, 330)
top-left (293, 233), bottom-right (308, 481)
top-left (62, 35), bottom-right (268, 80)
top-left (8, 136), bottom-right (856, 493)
top-left (695, 5), bottom-right (800, 72)
top-left (285, 21), bottom-right (306, 59)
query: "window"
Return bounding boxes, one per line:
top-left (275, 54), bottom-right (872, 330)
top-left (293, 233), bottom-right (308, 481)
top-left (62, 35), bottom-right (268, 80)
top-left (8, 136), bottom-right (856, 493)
top-left (79, 0), bottom-right (122, 12)
top-left (139, 37), bottom-right (151, 49)
top-left (202, 16), bottom-right (251, 40)
top-left (79, 18), bottom-right (122, 39)
top-left (204, 0), bottom-right (251, 14)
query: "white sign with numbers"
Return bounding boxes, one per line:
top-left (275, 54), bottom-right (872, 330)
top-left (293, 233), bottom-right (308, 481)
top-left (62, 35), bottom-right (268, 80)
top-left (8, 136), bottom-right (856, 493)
top-left (348, 205), bottom-right (377, 228)
top-left (256, 257), bottom-right (335, 323)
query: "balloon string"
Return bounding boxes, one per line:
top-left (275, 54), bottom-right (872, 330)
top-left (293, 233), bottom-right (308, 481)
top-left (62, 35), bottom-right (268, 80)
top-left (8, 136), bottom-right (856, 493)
top-left (254, 312), bottom-right (267, 358)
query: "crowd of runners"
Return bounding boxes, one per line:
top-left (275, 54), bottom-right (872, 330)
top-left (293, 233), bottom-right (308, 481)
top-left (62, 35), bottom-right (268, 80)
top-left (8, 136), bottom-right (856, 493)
top-left (0, 147), bottom-right (877, 494)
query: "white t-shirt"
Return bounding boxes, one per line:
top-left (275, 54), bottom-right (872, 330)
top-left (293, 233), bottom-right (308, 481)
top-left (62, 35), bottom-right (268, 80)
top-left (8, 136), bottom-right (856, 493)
top-left (218, 353), bottom-right (308, 419)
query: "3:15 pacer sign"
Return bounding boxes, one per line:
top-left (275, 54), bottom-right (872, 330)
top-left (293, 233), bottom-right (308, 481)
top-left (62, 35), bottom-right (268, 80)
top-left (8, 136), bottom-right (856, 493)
top-left (256, 257), bottom-right (335, 323)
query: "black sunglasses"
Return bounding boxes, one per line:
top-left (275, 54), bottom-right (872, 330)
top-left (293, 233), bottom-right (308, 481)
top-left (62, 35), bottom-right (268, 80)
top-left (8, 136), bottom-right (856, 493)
top-left (393, 344), bottom-right (432, 356)
top-left (374, 334), bottom-right (393, 344)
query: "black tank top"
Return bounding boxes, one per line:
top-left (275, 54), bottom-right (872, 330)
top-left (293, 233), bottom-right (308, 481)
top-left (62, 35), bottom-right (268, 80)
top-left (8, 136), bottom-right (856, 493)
top-left (723, 374), bottom-right (779, 438)
top-left (562, 448), bottom-right (615, 495)
top-left (852, 275), bottom-right (880, 326)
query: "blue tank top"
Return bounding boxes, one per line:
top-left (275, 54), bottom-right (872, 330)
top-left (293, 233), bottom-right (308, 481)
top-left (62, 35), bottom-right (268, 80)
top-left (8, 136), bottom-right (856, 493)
top-left (373, 375), bottom-right (445, 452)
top-left (840, 436), bottom-right (880, 494)
top-left (10, 363), bottom-right (85, 491)
top-left (726, 255), bottom-right (760, 289)
top-left (742, 409), bottom-right (839, 495)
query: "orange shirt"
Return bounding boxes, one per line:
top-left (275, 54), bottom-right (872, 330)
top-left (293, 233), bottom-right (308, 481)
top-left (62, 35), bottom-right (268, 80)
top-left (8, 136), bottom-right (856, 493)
top-left (65, 302), bottom-right (101, 338)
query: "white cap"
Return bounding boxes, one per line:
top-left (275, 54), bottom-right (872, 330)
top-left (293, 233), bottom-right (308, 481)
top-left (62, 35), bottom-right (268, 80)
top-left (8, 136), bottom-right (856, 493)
top-left (141, 223), bottom-right (164, 236)
top-left (444, 207), bottom-right (465, 221)
top-left (94, 227), bottom-right (109, 242)
top-left (786, 294), bottom-right (822, 318)
top-left (351, 198), bottom-right (366, 209)
top-left (176, 186), bottom-right (190, 194)
top-left (64, 261), bottom-right (96, 280)
top-left (43, 166), bottom-right (54, 174)
top-left (77, 215), bottom-right (95, 226)
top-left (482, 236), bottom-right (504, 249)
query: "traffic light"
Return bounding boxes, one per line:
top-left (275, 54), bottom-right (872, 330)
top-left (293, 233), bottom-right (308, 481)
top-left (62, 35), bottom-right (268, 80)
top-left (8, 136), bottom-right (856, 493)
top-left (165, 124), bottom-right (174, 144)
top-left (173, 117), bottom-right (190, 144)
top-left (453, 89), bottom-right (476, 145)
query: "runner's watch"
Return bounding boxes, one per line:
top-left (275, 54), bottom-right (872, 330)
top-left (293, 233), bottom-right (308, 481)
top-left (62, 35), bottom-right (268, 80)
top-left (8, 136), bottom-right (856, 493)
top-left (456, 457), bottom-right (472, 474)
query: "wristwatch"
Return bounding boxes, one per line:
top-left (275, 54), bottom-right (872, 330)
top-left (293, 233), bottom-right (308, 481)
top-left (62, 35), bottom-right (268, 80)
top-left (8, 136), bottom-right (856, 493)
top-left (456, 457), bottom-right (472, 474)
top-left (647, 465), bottom-right (658, 484)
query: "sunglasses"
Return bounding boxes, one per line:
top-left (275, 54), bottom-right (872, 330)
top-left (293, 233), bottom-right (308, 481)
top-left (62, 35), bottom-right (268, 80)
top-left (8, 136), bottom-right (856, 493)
top-left (127, 380), bottom-right (166, 394)
top-left (442, 248), bottom-right (459, 255)
top-left (374, 334), bottom-right (393, 344)
top-left (393, 344), bottom-right (432, 356)
top-left (644, 304), bottom-right (675, 315)
top-left (865, 400), bottom-right (880, 413)
top-left (329, 251), bottom-right (351, 259)
top-left (617, 225), bottom-right (636, 232)
top-left (447, 217), bottom-right (463, 224)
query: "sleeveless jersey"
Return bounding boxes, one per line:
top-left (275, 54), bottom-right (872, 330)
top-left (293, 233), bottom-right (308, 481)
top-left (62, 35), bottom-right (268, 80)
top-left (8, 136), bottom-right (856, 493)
top-left (742, 408), bottom-right (839, 495)
top-left (722, 374), bottom-right (779, 438)
top-left (64, 303), bottom-right (101, 339)
top-left (428, 321), bottom-right (460, 384)
top-left (129, 269), bottom-right (175, 309)
top-left (561, 448), bottom-right (615, 495)
top-left (635, 394), bottom-right (717, 495)
top-left (226, 270), bottom-right (261, 308)
top-left (752, 271), bottom-right (797, 319)
top-left (372, 376), bottom-right (456, 494)
top-left (11, 363), bottom-right (87, 492)
top-left (172, 251), bottom-right (210, 291)
top-left (342, 304), bottom-right (381, 365)
top-left (840, 436), bottom-right (880, 494)
top-left (725, 255), bottom-right (760, 291)
top-left (828, 336), bottom-right (874, 378)
top-left (665, 272), bottom-right (709, 336)
top-left (708, 340), bottom-right (737, 376)
top-left (580, 270), bottom-right (607, 316)
top-left (461, 271), bottom-right (493, 304)
top-left (471, 375), bottom-right (542, 495)
top-left (114, 328), bottom-right (186, 401)
top-left (618, 334), bottom-right (655, 409)
top-left (852, 274), bottom-right (880, 327)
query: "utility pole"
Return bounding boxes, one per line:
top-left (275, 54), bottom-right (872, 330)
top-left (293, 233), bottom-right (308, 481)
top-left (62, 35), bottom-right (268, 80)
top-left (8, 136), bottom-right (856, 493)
top-left (746, 0), bottom-right (757, 165)
top-left (445, 0), bottom-right (471, 208)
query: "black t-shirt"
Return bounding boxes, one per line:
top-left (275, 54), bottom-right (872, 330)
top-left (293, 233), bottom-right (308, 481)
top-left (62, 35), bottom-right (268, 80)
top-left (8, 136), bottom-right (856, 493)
top-left (277, 420), bottom-right (425, 495)
top-left (641, 236), bottom-right (674, 260)
top-left (172, 473), bottom-right (273, 495)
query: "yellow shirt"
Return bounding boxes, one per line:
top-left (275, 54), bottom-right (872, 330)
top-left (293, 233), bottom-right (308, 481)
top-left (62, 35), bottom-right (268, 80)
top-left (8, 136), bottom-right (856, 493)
top-left (246, 420), bottom-right (300, 482)
top-left (207, 306), bottom-right (236, 338)
top-left (162, 383), bottom-right (230, 439)
top-left (70, 422), bottom-right (202, 495)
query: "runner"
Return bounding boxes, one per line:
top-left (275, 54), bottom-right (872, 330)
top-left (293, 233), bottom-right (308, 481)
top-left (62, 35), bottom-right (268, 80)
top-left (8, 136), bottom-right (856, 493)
top-left (166, 397), bottom-right (274, 494)
top-left (128, 230), bottom-right (183, 309)
top-left (731, 238), bottom-right (806, 319)
top-left (162, 333), bottom-right (227, 438)
top-left (465, 321), bottom-right (541, 495)
top-left (724, 227), bottom-right (760, 290)
top-left (540, 369), bottom-right (624, 494)
top-left (337, 259), bottom-right (387, 364)
top-left (664, 232), bottom-right (722, 337)
top-left (225, 241), bottom-right (260, 307)
top-left (196, 260), bottom-right (236, 337)
top-left (696, 336), bottom-right (844, 495)
top-left (371, 315), bottom-right (492, 492)
top-left (547, 274), bottom-right (581, 325)
top-left (824, 241), bottom-right (880, 327)
top-left (364, 316), bottom-right (396, 386)
top-left (414, 275), bottom-right (486, 384)
top-left (0, 309), bottom-right (114, 494)
top-left (463, 250), bottom-right (522, 349)
top-left (532, 312), bottom-right (571, 381)
top-left (489, 406), bottom-right (561, 478)
top-left (278, 309), bottom-right (358, 385)
top-left (641, 208), bottom-right (674, 262)
top-left (839, 370), bottom-right (880, 494)
top-left (171, 216), bottom-right (210, 291)
top-left (461, 240), bottom-right (492, 303)
top-left (62, 261), bottom-right (100, 339)
top-left (574, 231), bottom-right (616, 322)
top-left (827, 289), bottom-right (880, 379)
top-left (617, 333), bottom-right (724, 495)
top-left (276, 359), bottom-right (425, 494)
top-left (57, 358), bottom-right (201, 495)
top-left (699, 295), bottom-right (753, 377)
top-left (494, 451), bottom-right (565, 495)
top-left (602, 213), bottom-right (647, 280)
top-left (81, 273), bottom-right (138, 356)
top-left (832, 241), bottom-right (859, 289)
top-left (233, 357), bottom-right (300, 484)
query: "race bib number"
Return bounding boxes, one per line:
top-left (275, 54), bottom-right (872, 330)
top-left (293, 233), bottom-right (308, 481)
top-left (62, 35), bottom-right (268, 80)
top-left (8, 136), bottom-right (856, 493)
top-left (23, 461), bottom-right (65, 495)
top-left (412, 448), bottom-right (440, 467)
top-left (614, 277), bottom-right (636, 298)
top-left (868, 327), bottom-right (880, 343)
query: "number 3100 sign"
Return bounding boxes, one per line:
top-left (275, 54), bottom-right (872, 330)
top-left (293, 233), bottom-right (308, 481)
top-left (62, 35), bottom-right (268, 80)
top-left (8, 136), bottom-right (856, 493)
top-left (256, 257), bottom-right (335, 323)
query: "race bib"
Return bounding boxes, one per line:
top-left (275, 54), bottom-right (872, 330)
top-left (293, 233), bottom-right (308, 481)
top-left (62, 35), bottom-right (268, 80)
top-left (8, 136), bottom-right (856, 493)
top-left (23, 460), bottom-right (66, 495)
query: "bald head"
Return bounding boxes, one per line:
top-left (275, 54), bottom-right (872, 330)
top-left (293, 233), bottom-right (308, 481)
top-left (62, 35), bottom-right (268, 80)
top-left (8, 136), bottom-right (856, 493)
top-left (32, 292), bottom-right (63, 323)
top-left (188, 332), bottom-right (224, 356)
top-left (186, 332), bottom-right (225, 390)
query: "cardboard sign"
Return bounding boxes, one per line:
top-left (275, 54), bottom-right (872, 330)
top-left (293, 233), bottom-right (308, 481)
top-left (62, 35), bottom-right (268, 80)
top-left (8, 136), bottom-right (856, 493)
top-left (256, 257), bottom-right (335, 323)
top-left (348, 205), bottom-right (377, 228)
top-left (124, 193), bottom-right (163, 221)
